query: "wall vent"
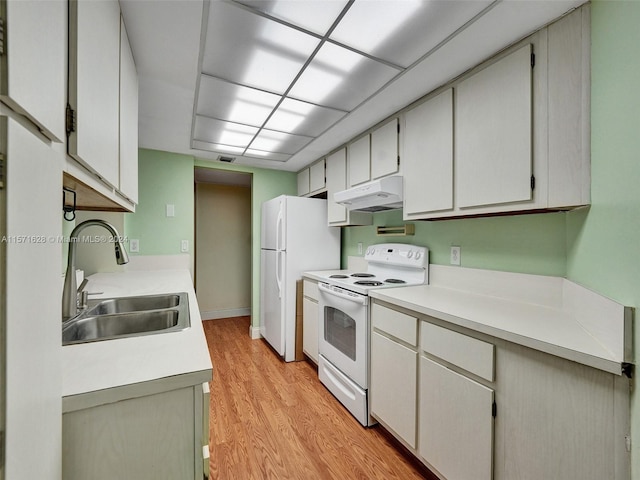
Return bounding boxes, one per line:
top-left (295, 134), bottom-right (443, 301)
top-left (217, 155), bottom-right (235, 163)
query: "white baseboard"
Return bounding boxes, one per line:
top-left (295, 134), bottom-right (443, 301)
top-left (249, 325), bottom-right (262, 339)
top-left (200, 308), bottom-right (251, 320)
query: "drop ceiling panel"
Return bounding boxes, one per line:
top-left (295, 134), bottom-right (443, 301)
top-left (234, 0), bottom-right (348, 36)
top-left (249, 128), bottom-right (313, 154)
top-left (193, 115), bottom-right (258, 148)
top-left (265, 98), bottom-right (347, 137)
top-left (192, 140), bottom-right (245, 155)
top-left (244, 148), bottom-right (290, 162)
top-left (330, 0), bottom-right (493, 68)
top-left (196, 75), bottom-right (280, 127)
top-left (202, 1), bottom-right (321, 94)
top-left (288, 42), bottom-right (400, 111)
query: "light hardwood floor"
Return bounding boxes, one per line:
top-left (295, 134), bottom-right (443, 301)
top-left (203, 317), bottom-right (436, 480)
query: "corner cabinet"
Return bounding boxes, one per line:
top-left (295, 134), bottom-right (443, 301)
top-left (67, 0), bottom-right (138, 212)
top-left (325, 148), bottom-right (371, 226)
top-left (403, 5), bottom-right (590, 220)
top-left (369, 298), bottom-right (630, 480)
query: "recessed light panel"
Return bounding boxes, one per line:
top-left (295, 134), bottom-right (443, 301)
top-left (265, 98), bottom-right (346, 137)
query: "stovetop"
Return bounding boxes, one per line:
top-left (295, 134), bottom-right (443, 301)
top-left (309, 243), bottom-right (429, 295)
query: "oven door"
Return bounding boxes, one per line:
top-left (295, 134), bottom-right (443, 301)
top-left (318, 282), bottom-right (368, 389)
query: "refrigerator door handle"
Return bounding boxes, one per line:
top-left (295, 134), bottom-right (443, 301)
top-left (275, 202), bottom-right (284, 251)
top-left (276, 250), bottom-right (283, 298)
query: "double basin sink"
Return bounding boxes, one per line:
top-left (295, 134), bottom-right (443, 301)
top-left (62, 292), bottom-right (190, 345)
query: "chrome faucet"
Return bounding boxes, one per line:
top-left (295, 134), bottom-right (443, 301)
top-left (62, 219), bottom-right (129, 320)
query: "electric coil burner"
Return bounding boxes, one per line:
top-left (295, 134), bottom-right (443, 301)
top-left (310, 243), bottom-right (429, 427)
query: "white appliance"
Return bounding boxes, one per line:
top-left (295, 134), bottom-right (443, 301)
top-left (316, 243), bottom-right (429, 426)
top-left (260, 195), bottom-right (340, 362)
top-left (333, 175), bottom-right (403, 212)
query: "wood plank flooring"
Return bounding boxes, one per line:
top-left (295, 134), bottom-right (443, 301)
top-left (203, 316), bottom-right (436, 480)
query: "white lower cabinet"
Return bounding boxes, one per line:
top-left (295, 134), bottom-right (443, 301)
top-left (419, 357), bottom-right (494, 480)
top-left (370, 300), bottom-right (630, 480)
top-left (302, 279), bottom-right (319, 363)
top-left (63, 383), bottom-right (209, 480)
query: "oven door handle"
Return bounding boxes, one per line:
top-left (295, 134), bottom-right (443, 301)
top-left (318, 283), bottom-right (367, 305)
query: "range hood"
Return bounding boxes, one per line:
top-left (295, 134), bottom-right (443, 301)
top-left (334, 175), bottom-right (403, 212)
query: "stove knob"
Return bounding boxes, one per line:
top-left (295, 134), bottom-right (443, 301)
top-left (415, 252), bottom-right (422, 260)
top-left (407, 250), bottom-right (413, 258)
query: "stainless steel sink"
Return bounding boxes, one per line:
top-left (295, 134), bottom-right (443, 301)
top-left (62, 292), bottom-right (190, 345)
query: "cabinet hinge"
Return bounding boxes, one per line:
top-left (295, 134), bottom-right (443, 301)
top-left (530, 175), bottom-right (536, 191)
top-left (492, 401), bottom-right (497, 418)
top-left (531, 52), bottom-right (535, 68)
top-left (0, 152), bottom-right (4, 190)
top-left (0, 17), bottom-right (5, 56)
top-left (66, 104), bottom-right (76, 135)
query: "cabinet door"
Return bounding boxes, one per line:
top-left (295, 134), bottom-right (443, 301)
top-left (0, 0), bottom-right (66, 142)
top-left (326, 148), bottom-right (347, 224)
top-left (419, 356), bottom-right (494, 480)
top-left (371, 331), bottom-right (417, 448)
top-left (309, 159), bottom-right (326, 193)
top-left (371, 118), bottom-right (399, 180)
top-left (455, 44), bottom-right (533, 209)
top-left (347, 135), bottom-right (370, 187)
top-left (119, 16), bottom-right (139, 204)
top-left (68, 0), bottom-right (121, 189)
top-left (302, 297), bottom-right (318, 363)
top-left (297, 168), bottom-right (310, 196)
top-left (404, 89), bottom-right (453, 217)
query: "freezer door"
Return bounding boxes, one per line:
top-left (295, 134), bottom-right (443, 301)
top-left (261, 196), bottom-right (285, 251)
top-left (260, 249), bottom-right (284, 356)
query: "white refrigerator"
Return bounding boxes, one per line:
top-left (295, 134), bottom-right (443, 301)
top-left (260, 195), bottom-right (341, 362)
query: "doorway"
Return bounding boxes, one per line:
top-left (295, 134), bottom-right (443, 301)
top-left (194, 168), bottom-right (252, 320)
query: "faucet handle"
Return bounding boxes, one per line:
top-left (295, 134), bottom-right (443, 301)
top-left (77, 278), bottom-right (89, 293)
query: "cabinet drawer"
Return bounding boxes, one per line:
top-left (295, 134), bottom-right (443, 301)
top-left (421, 321), bottom-right (494, 381)
top-left (303, 279), bottom-right (319, 301)
top-left (372, 303), bottom-right (418, 346)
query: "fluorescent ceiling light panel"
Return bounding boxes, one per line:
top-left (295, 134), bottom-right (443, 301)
top-left (202, 1), bottom-right (319, 93)
top-left (244, 149), bottom-right (290, 162)
top-left (192, 140), bottom-right (245, 155)
top-left (234, 0), bottom-right (348, 36)
top-left (196, 75), bottom-right (280, 126)
top-left (265, 98), bottom-right (347, 136)
top-left (289, 43), bottom-right (399, 110)
top-left (250, 128), bottom-right (313, 154)
top-left (194, 116), bottom-right (258, 147)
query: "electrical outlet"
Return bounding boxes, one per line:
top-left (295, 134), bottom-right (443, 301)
top-left (357, 242), bottom-right (363, 255)
top-left (166, 204), bottom-right (175, 217)
top-left (181, 239), bottom-right (189, 253)
top-left (130, 239), bottom-right (139, 253)
top-left (450, 246), bottom-right (461, 266)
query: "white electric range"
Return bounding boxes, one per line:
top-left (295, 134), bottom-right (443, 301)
top-left (307, 243), bottom-right (429, 426)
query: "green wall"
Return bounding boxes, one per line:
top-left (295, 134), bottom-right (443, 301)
top-left (342, 210), bottom-right (567, 276)
top-left (124, 149), bottom-right (297, 328)
top-left (565, 0), bottom-right (640, 474)
top-left (125, 149), bottom-right (195, 257)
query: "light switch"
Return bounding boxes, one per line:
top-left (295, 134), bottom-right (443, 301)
top-left (166, 204), bottom-right (175, 217)
top-left (130, 239), bottom-right (139, 253)
top-left (181, 240), bottom-right (189, 253)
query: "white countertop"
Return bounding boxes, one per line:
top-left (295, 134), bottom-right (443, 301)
top-left (62, 270), bottom-right (213, 412)
top-left (308, 265), bottom-right (632, 375)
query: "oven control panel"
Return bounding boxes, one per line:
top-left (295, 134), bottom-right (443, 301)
top-left (365, 243), bottom-right (429, 268)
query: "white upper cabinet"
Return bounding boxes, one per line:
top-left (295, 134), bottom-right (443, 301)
top-left (404, 89), bottom-right (454, 218)
top-left (119, 16), bottom-right (139, 204)
top-left (309, 158), bottom-right (326, 194)
top-left (455, 44), bottom-right (533, 210)
top-left (347, 134), bottom-right (370, 187)
top-left (0, 0), bottom-right (66, 142)
top-left (371, 118), bottom-right (399, 180)
top-left (326, 147), bottom-right (371, 226)
top-left (402, 5), bottom-right (590, 220)
top-left (68, 0), bottom-right (121, 189)
top-left (297, 168), bottom-right (310, 196)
